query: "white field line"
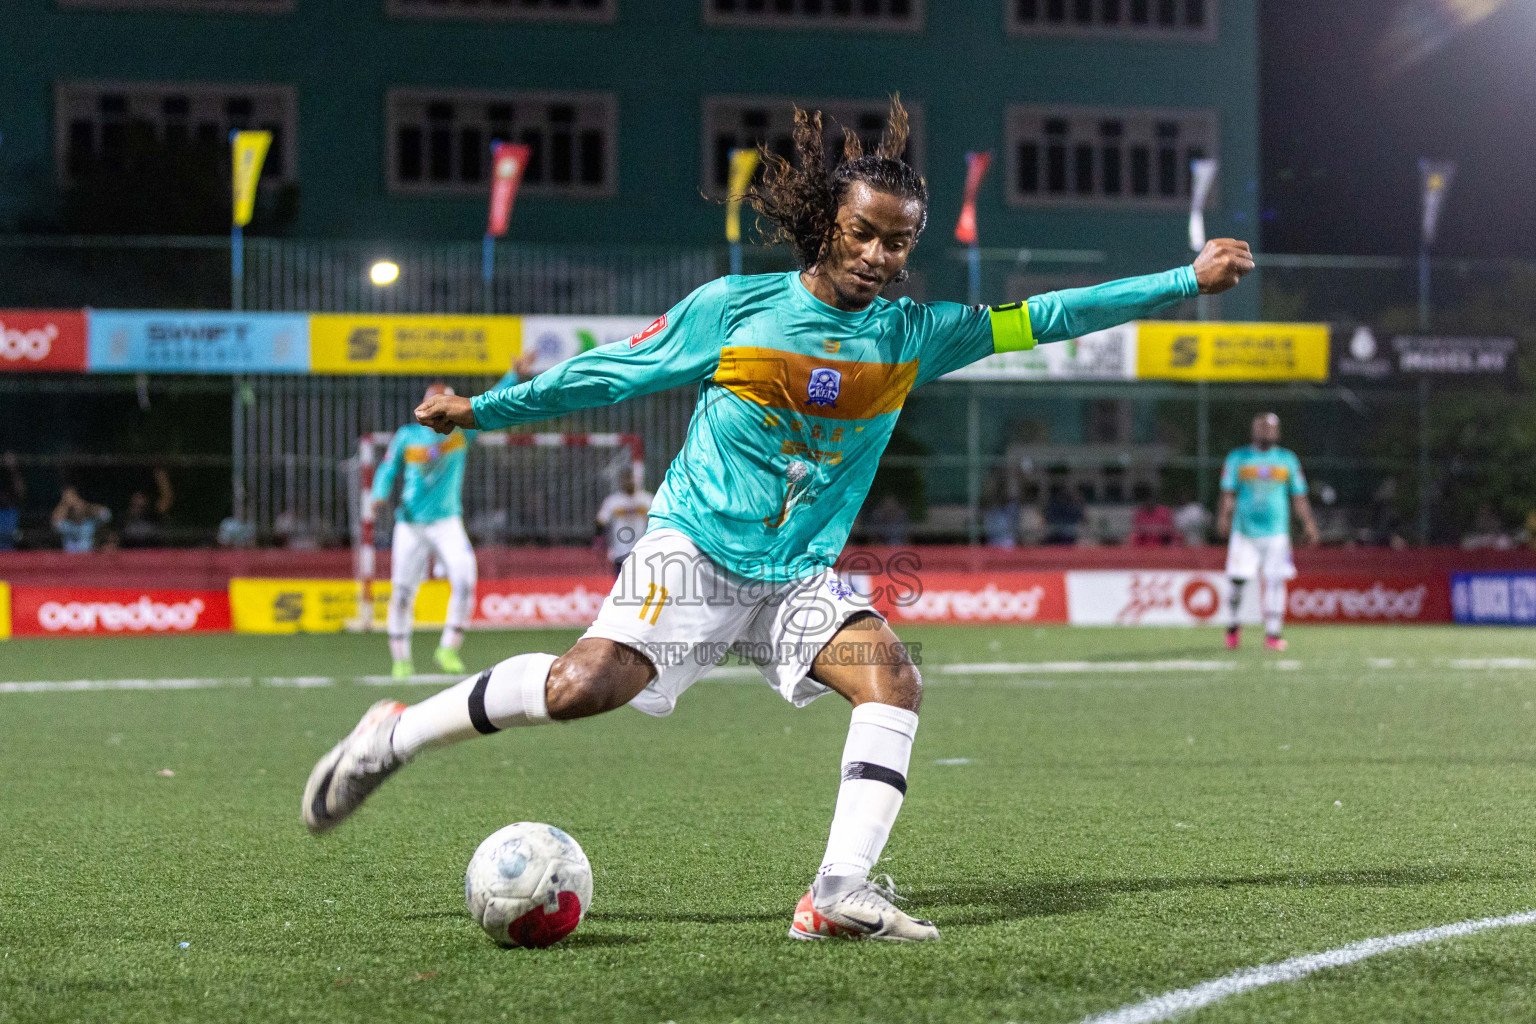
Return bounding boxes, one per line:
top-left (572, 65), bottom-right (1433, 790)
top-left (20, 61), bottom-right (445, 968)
top-left (939, 660), bottom-right (1236, 675)
top-left (1079, 909), bottom-right (1536, 1024)
top-left (7, 656), bottom-right (1536, 695)
top-left (0, 666), bottom-right (760, 694)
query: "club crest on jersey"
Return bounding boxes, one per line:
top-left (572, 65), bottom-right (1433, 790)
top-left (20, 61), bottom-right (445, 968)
top-left (806, 367), bottom-right (842, 407)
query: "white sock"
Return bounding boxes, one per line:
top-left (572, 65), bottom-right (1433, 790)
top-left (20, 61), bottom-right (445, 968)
top-left (1227, 578), bottom-right (1245, 628)
top-left (1264, 578), bottom-right (1287, 636)
top-left (389, 635), bottom-right (411, 662)
top-left (815, 703), bottom-right (918, 899)
top-left (440, 626), bottom-right (464, 651)
top-left (391, 652), bottom-right (556, 759)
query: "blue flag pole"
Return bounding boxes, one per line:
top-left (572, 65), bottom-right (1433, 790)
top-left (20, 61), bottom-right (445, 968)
top-left (483, 234), bottom-right (495, 314)
top-left (231, 224), bottom-right (243, 312)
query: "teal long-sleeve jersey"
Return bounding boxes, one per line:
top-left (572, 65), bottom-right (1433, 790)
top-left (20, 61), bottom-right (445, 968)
top-left (472, 268), bottom-right (1198, 580)
top-left (372, 370), bottom-right (519, 524)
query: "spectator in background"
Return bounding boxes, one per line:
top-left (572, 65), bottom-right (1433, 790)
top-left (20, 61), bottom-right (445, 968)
top-left (217, 508), bottom-right (257, 549)
top-left (1173, 490), bottom-right (1213, 546)
top-left (866, 493), bottom-right (911, 546)
top-left (1043, 485), bottom-right (1085, 546)
top-left (595, 467), bottom-right (653, 576)
top-left (121, 467), bottom-right (174, 549)
top-left (1463, 505), bottom-right (1515, 550)
top-left (0, 453), bottom-right (24, 551)
top-left (981, 477), bottom-right (1020, 549)
top-left (1362, 477), bottom-right (1406, 548)
top-left (52, 486), bottom-right (110, 553)
top-left (1128, 484), bottom-right (1176, 546)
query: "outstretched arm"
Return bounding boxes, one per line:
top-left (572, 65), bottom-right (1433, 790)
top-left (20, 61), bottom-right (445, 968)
top-left (417, 282), bottom-right (730, 434)
top-left (917, 240), bottom-right (1256, 386)
top-left (1027, 239), bottom-right (1254, 345)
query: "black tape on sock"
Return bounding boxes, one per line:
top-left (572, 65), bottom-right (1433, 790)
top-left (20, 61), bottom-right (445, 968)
top-left (467, 670), bottom-right (499, 735)
top-left (842, 760), bottom-right (907, 795)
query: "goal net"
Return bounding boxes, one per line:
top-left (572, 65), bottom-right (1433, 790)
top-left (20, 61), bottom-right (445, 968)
top-left (349, 431), bottom-right (646, 630)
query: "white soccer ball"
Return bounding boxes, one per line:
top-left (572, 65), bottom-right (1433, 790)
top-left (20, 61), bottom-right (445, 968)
top-left (464, 822), bottom-right (593, 948)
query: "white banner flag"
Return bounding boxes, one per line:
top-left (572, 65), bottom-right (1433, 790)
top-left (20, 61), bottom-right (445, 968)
top-left (1188, 158), bottom-right (1219, 251)
top-left (1419, 158), bottom-right (1456, 248)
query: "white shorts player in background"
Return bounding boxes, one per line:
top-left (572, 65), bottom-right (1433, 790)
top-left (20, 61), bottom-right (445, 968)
top-left (372, 361), bottom-right (528, 678)
top-left (595, 467), bottom-right (652, 576)
top-left (1217, 412), bottom-right (1320, 651)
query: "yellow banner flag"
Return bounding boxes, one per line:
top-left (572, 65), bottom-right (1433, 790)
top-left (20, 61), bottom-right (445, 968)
top-left (724, 148), bottom-right (761, 244)
top-left (231, 130), bottom-right (272, 227)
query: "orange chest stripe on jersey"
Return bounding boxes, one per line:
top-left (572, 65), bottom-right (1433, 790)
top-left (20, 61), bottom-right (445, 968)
top-left (1237, 464), bottom-right (1290, 483)
top-left (712, 346), bottom-right (918, 422)
top-left (403, 431), bottom-right (468, 464)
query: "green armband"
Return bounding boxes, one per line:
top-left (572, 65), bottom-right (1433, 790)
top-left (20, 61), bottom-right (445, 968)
top-left (988, 302), bottom-right (1036, 353)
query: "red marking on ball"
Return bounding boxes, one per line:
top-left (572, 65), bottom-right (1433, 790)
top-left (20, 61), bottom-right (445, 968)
top-left (506, 891), bottom-right (583, 948)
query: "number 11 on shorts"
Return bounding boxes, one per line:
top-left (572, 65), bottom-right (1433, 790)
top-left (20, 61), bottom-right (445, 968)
top-left (638, 583), bottom-right (667, 626)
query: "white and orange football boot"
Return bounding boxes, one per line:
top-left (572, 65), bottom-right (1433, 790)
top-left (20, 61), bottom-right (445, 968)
top-left (302, 699), bottom-right (408, 834)
top-left (789, 874), bottom-right (939, 942)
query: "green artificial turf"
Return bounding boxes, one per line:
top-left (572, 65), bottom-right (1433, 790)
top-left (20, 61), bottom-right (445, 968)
top-left (3, 625), bottom-right (1536, 1023)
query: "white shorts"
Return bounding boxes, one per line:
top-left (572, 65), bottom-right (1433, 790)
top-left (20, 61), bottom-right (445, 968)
top-left (1226, 531), bottom-right (1295, 581)
top-left (391, 516), bottom-right (478, 591)
top-left (582, 528), bottom-right (882, 717)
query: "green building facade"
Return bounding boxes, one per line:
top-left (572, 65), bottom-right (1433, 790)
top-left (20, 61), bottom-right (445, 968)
top-left (2, 0), bottom-right (1258, 311)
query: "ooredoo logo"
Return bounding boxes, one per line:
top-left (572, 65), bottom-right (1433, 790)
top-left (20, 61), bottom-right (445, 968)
top-left (628, 315), bottom-right (666, 349)
top-left (38, 596), bottom-right (207, 633)
top-left (1289, 584), bottom-right (1427, 620)
top-left (898, 585), bottom-right (1047, 622)
top-left (0, 321), bottom-right (56, 361)
top-left (1182, 579), bottom-right (1220, 619)
top-left (479, 587), bottom-right (606, 626)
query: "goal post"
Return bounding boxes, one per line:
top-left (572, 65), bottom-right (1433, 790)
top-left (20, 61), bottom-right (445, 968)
top-left (349, 430), bottom-right (646, 631)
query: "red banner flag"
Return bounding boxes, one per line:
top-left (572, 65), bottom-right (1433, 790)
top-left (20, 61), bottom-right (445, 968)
top-left (487, 143), bottom-right (532, 238)
top-left (954, 151), bottom-right (992, 246)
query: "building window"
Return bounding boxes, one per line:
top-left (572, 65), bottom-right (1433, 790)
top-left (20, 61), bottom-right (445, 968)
top-left (705, 0), bottom-right (921, 31)
top-left (388, 0), bottom-right (613, 21)
top-left (388, 91), bottom-right (616, 196)
top-left (55, 81), bottom-right (296, 184)
top-left (702, 97), bottom-right (924, 196)
top-left (58, 0), bottom-right (292, 10)
top-left (1008, 0), bottom-right (1214, 38)
top-left (1005, 106), bottom-right (1215, 208)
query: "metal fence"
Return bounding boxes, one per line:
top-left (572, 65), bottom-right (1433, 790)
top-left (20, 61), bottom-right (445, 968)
top-left (233, 373), bottom-right (695, 544)
top-left (3, 235), bottom-right (1533, 548)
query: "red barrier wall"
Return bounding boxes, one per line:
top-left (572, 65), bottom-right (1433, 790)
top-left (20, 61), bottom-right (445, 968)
top-left (1, 545), bottom-right (1531, 590)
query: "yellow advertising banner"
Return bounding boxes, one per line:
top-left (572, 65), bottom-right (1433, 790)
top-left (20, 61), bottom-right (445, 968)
top-left (309, 315), bottom-right (522, 375)
top-left (230, 578), bottom-right (360, 634)
top-left (0, 581), bottom-right (10, 641)
top-left (229, 578), bottom-right (449, 634)
top-left (365, 580), bottom-right (449, 628)
top-left (1136, 322), bottom-right (1331, 382)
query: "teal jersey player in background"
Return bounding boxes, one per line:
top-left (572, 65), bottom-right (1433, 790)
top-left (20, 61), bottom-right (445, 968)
top-left (307, 99), bottom-right (1256, 944)
top-left (370, 363), bottom-right (527, 678)
top-left (1218, 412), bottom-right (1321, 652)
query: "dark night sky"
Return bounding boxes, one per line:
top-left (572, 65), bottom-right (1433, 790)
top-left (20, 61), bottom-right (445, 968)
top-left (1261, 0), bottom-right (1536, 257)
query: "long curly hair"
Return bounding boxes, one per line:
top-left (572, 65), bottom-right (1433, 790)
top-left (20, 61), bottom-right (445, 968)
top-left (741, 96), bottom-right (928, 272)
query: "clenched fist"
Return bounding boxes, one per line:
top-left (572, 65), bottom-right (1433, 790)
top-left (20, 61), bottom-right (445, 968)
top-left (415, 393), bottom-right (476, 434)
top-left (1192, 238), bottom-right (1255, 296)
